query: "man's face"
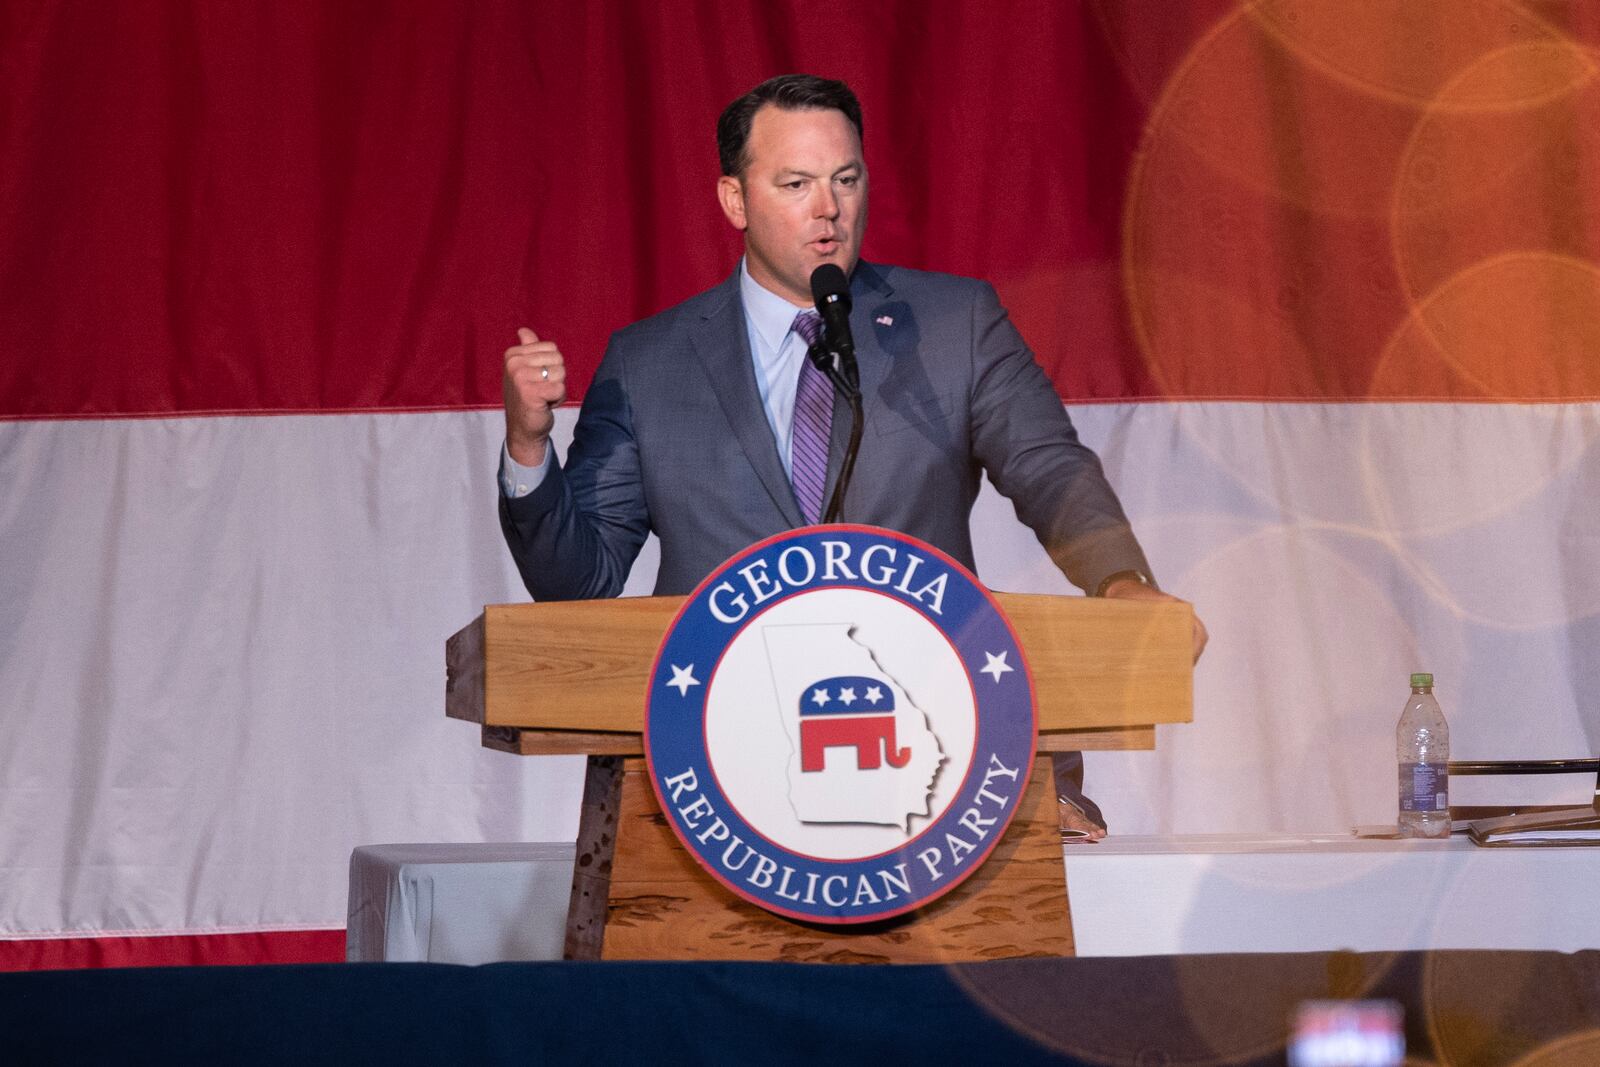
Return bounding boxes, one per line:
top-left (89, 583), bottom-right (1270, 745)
top-left (717, 104), bottom-right (868, 307)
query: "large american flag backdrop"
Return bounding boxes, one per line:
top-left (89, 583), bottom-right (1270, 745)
top-left (4, 0), bottom-right (1598, 968)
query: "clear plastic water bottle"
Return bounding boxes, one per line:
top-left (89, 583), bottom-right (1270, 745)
top-left (1396, 672), bottom-right (1450, 838)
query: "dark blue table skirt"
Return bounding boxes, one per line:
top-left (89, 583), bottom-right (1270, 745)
top-left (4, 950), bottom-right (1598, 1065)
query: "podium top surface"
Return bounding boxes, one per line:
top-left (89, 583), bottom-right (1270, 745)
top-left (447, 592), bottom-right (1192, 737)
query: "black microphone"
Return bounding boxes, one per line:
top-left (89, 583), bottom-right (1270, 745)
top-left (807, 263), bottom-right (865, 524)
top-left (809, 264), bottom-right (857, 390)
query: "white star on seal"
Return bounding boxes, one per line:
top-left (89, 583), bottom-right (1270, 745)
top-left (980, 651), bottom-right (1014, 683)
top-left (811, 687), bottom-right (831, 707)
top-left (864, 686), bottom-right (884, 705)
top-left (666, 664), bottom-right (700, 697)
top-left (838, 687), bottom-right (857, 705)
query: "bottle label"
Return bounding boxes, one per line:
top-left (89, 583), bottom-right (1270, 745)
top-left (1399, 762), bottom-right (1449, 813)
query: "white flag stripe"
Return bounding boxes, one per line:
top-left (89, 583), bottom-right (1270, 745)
top-left (1, 402), bottom-right (1595, 938)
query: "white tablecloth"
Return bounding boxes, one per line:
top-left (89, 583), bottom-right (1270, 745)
top-left (346, 842), bottom-right (574, 964)
top-left (1063, 833), bottom-right (1600, 957)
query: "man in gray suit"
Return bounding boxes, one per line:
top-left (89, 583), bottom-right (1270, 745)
top-left (497, 75), bottom-right (1206, 838)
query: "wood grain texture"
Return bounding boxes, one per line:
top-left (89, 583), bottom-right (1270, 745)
top-left (479, 725), bottom-right (524, 754)
top-left (482, 726), bottom-right (644, 756)
top-left (998, 592), bottom-right (1193, 731)
top-left (443, 613), bottom-right (485, 723)
top-left (1037, 726), bottom-right (1155, 752)
top-left (481, 599), bottom-right (678, 731)
top-left (599, 757), bottom-right (1074, 963)
top-left (449, 593), bottom-right (1191, 735)
top-left (563, 755), bottom-right (625, 961)
top-left (481, 724), bottom-right (1151, 755)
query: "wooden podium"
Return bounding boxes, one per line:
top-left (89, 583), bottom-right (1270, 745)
top-left (446, 592), bottom-right (1191, 963)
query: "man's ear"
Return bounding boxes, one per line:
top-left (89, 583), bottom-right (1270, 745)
top-left (717, 175), bottom-right (747, 231)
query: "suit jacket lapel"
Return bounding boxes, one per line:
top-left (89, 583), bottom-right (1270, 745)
top-left (689, 272), bottom-right (806, 528)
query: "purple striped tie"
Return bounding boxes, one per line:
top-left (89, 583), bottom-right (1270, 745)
top-left (790, 310), bottom-right (832, 525)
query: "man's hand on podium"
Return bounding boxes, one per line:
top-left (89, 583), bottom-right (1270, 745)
top-left (504, 327), bottom-right (568, 467)
top-left (1102, 577), bottom-right (1209, 663)
top-left (1059, 799), bottom-right (1108, 843)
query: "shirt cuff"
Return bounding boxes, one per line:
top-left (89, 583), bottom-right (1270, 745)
top-left (1094, 569), bottom-right (1156, 597)
top-left (500, 440), bottom-right (552, 499)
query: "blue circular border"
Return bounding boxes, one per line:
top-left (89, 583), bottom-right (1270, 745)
top-left (644, 525), bottom-right (1037, 924)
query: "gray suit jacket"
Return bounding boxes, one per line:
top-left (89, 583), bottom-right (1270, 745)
top-left (501, 261), bottom-right (1151, 599)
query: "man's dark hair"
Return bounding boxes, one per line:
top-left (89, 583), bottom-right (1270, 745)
top-left (717, 74), bottom-right (864, 177)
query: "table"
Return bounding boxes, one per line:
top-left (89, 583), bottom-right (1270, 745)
top-left (346, 842), bottom-right (574, 964)
top-left (1063, 832), bottom-right (1600, 957)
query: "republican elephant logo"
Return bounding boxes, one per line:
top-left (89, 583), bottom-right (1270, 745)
top-left (798, 674), bottom-right (912, 773)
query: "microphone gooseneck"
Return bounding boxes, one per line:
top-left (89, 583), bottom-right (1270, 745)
top-left (807, 264), bottom-right (864, 524)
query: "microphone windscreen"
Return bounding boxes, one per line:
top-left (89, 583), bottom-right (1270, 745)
top-left (810, 264), bottom-right (851, 312)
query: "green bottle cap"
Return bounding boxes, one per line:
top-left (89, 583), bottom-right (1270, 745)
top-left (1410, 672), bottom-right (1433, 688)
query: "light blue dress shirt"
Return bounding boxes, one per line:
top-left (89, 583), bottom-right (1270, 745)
top-left (501, 259), bottom-right (813, 497)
